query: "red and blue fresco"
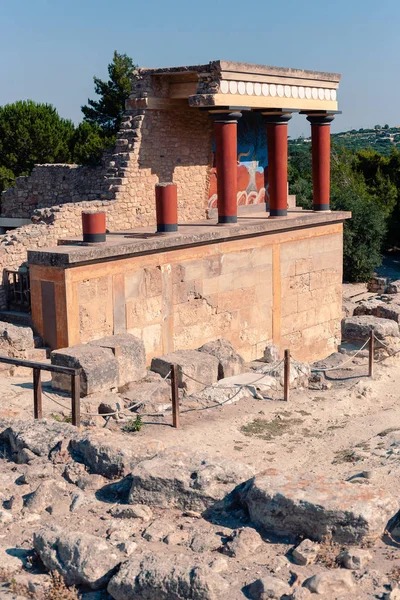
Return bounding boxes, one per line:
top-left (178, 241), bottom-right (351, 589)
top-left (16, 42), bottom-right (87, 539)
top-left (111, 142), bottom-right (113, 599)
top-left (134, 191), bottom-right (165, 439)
top-left (208, 112), bottom-right (269, 209)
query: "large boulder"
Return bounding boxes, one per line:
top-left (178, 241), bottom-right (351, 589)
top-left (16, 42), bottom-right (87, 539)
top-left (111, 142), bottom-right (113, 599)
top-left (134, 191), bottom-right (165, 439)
top-left (239, 469), bottom-right (398, 543)
top-left (128, 447), bottom-right (254, 512)
top-left (0, 321), bottom-right (34, 359)
top-left (34, 526), bottom-right (122, 590)
top-left (69, 429), bottom-right (163, 479)
top-left (108, 552), bottom-right (229, 600)
top-left (0, 419), bottom-right (78, 461)
top-left (51, 344), bottom-right (119, 396)
top-left (151, 350), bottom-right (219, 395)
top-left (342, 315), bottom-right (399, 341)
top-left (90, 334), bottom-right (146, 385)
top-left (197, 338), bottom-right (244, 379)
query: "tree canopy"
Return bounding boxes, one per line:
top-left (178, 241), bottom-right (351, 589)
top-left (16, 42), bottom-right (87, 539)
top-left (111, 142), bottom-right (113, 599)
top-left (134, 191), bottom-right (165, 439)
top-left (81, 51), bottom-right (136, 136)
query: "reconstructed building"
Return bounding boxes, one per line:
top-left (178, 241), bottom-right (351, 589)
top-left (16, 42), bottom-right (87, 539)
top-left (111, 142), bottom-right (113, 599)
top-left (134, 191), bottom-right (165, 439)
top-left (1, 60), bottom-right (350, 363)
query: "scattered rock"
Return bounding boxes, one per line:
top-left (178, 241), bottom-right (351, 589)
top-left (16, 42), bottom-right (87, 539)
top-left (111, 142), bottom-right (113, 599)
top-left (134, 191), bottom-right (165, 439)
top-left (151, 350), bottom-right (220, 395)
top-left (0, 509), bottom-right (14, 525)
top-left (342, 315), bottom-right (399, 342)
top-left (110, 504), bottom-right (153, 521)
top-left (289, 588), bottom-right (312, 599)
top-left (120, 379), bottom-right (171, 414)
top-left (24, 479), bottom-right (71, 515)
top-left (187, 382), bottom-right (251, 408)
top-left (142, 519), bottom-right (176, 542)
top-left (239, 469), bottom-right (398, 543)
top-left (0, 419), bottom-right (77, 461)
top-left (190, 530), bottom-right (221, 553)
top-left (353, 300), bottom-right (382, 317)
top-left (308, 372), bottom-right (332, 391)
top-left (34, 525), bottom-right (122, 590)
top-left (198, 338), bottom-right (245, 378)
top-left (338, 547), bottom-right (372, 570)
top-left (129, 446), bottom-right (254, 511)
top-left (262, 344), bottom-right (280, 363)
top-left (292, 539), bottom-right (319, 566)
top-left (69, 429), bottom-right (163, 479)
top-left (367, 277), bottom-right (387, 294)
top-left (107, 552), bottom-right (229, 600)
top-left (253, 359), bottom-right (310, 388)
top-left (248, 575), bottom-right (291, 599)
top-left (20, 461), bottom-right (58, 485)
top-left (222, 527), bottom-right (262, 558)
top-left (387, 280), bottom-right (400, 294)
top-left (303, 570), bottom-right (355, 595)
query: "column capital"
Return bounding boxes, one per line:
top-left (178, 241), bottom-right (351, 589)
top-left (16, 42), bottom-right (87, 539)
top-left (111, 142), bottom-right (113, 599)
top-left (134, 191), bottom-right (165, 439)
top-left (306, 113), bottom-right (337, 126)
top-left (261, 112), bottom-right (293, 125)
top-left (208, 111), bottom-right (242, 124)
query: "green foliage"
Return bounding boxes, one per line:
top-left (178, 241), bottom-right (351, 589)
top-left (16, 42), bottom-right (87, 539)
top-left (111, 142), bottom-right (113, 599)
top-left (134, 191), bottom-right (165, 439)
top-left (81, 50), bottom-right (136, 136)
top-left (70, 122), bottom-right (114, 166)
top-left (0, 165), bottom-right (15, 194)
top-left (0, 100), bottom-right (74, 178)
top-left (123, 415), bottom-right (143, 433)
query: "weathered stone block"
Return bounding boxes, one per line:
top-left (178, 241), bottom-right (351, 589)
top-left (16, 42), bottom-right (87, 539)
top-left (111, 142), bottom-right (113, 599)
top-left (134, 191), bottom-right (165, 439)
top-left (342, 315), bottom-right (399, 341)
top-left (51, 344), bottom-right (119, 396)
top-left (240, 469), bottom-right (398, 543)
top-left (387, 279), bottom-right (400, 294)
top-left (0, 322), bottom-right (34, 359)
top-left (198, 338), bottom-right (244, 378)
top-left (91, 333), bottom-right (146, 385)
top-left (151, 349), bottom-right (219, 394)
top-left (129, 447), bottom-right (254, 511)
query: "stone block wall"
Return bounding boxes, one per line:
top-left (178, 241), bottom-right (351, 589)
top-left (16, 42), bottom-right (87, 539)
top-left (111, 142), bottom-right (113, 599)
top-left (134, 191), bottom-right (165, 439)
top-left (30, 223), bottom-right (343, 364)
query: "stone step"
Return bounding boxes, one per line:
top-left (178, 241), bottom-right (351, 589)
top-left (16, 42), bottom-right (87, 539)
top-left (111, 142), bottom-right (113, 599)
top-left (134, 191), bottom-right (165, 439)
top-left (0, 310), bottom-right (32, 327)
top-left (27, 348), bottom-right (49, 362)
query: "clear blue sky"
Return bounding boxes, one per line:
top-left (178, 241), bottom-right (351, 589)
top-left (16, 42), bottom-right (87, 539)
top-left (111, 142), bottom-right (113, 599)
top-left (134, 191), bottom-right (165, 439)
top-left (1, 0), bottom-right (399, 137)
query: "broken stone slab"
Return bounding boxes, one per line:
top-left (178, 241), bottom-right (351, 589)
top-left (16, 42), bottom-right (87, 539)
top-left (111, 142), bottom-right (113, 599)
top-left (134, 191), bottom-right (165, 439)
top-left (248, 575), bottom-right (291, 599)
top-left (128, 446), bottom-right (254, 512)
top-left (197, 338), bottom-right (245, 378)
top-left (376, 303), bottom-right (400, 324)
top-left (303, 570), bottom-right (355, 595)
top-left (34, 526), bottom-right (122, 590)
top-left (107, 552), bottom-right (229, 600)
top-left (387, 280), bottom-right (400, 294)
top-left (151, 350), bottom-right (219, 395)
top-left (0, 321), bottom-right (34, 359)
top-left (186, 381), bottom-right (252, 408)
top-left (69, 429), bottom-right (164, 479)
top-left (222, 527), bottom-right (262, 558)
top-left (90, 334), bottom-right (146, 385)
top-left (253, 359), bottom-right (311, 388)
top-left (239, 469), bottom-right (398, 543)
top-left (342, 315), bottom-right (399, 341)
top-left (51, 344), bottom-right (119, 396)
top-left (353, 299), bottom-right (381, 317)
top-left (292, 539), bottom-right (319, 566)
top-left (0, 419), bottom-right (78, 461)
top-left (338, 547), bottom-right (372, 570)
top-left (120, 379), bottom-right (171, 414)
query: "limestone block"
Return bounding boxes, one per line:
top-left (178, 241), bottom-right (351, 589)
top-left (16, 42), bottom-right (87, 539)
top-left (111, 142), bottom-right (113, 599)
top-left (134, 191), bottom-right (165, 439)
top-left (376, 303), bottom-right (400, 323)
top-left (0, 322), bottom-right (34, 359)
top-left (151, 349), bottom-right (219, 394)
top-left (342, 315), bottom-right (399, 341)
top-left (51, 344), bottom-right (119, 396)
top-left (198, 338), bottom-right (245, 378)
top-left (240, 470), bottom-right (398, 543)
top-left (90, 333), bottom-right (146, 385)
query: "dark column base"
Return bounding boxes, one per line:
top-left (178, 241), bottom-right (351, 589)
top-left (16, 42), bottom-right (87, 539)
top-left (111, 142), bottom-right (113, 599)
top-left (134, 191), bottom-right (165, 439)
top-left (218, 215), bottom-right (238, 224)
top-left (83, 233), bottom-right (106, 243)
top-left (157, 223), bottom-right (178, 233)
top-left (269, 209), bottom-right (287, 217)
top-left (313, 204), bottom-right (330, 211)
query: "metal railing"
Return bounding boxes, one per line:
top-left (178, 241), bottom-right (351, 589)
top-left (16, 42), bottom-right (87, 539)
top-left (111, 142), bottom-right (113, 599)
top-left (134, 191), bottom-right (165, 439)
top-left (0, 355), bottom-right (81, 426)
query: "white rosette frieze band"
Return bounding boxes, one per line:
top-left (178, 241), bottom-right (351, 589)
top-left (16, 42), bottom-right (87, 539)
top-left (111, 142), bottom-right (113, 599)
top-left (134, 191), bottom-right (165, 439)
top-left (219, 80), bottom-right (337, 102)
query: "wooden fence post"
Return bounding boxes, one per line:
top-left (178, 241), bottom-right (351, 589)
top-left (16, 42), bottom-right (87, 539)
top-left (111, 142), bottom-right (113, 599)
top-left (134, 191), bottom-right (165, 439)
top-left (369, 329), bottom-right (375, 378)
top-left (171, 364), bottom-right (180, 429)
top-left (33, 368), bottom-right (42, 419)
top-left (284, 349), bottom-right (290, 402)
top-left (71, 371), bottom-right (81, 427)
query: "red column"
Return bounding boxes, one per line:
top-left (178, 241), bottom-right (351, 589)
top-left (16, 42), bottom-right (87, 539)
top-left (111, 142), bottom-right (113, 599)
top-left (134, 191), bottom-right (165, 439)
top-left (213, 112), bottom-right (241, 224)
top-left (307, 114), bottom-right (335, 211)
top-left (155, 182), bottom-right (178, 233)
top-left (264, 114), bottom-right (292, 217)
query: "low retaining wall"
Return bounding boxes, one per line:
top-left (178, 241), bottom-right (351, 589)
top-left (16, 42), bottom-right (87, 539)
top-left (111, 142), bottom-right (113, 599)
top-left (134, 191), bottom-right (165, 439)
top-left (28, 211), bottom-right (348, 364)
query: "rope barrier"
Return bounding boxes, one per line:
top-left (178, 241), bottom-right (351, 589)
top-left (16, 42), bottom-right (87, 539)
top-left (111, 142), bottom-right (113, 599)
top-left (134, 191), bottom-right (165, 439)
top-left (311, 338), bottom-right (370, 372)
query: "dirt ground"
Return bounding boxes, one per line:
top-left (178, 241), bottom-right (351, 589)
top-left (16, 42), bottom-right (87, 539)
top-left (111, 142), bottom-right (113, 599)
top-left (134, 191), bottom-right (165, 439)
top-left (1, 282), bottom-right (400, 598)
